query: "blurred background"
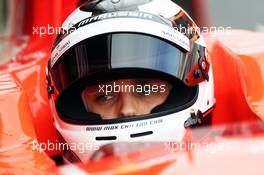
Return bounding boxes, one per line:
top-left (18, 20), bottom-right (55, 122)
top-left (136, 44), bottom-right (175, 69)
top-left (0, 0), bottom-right (8, 36)
top-left (208, 0), bottom-right (264, 31)
top-left (1, 0), bottom-right (264, 36)
top-left (176, 0), bottom-right (264, 31)
top-left (0, 0), bottom-right (264, 63)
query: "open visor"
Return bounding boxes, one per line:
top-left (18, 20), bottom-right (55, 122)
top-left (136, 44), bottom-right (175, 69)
top-left (50, 33), bottom-right (202, 93)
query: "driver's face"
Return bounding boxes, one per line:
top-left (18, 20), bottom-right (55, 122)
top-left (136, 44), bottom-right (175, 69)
top-left (82, 79), bottom-right (171, 119)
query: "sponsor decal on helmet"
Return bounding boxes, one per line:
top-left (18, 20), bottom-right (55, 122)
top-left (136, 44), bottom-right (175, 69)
top-left (51, 40), bottom-right (71, 67)
top-left (161, 30), bottom-right (189, 50)
top-left (54, 11), bottom-right (171, 47)
top-left (85, 118), bottom-right (163, 132)
top-left (77, 11), bottom-right (153, 28)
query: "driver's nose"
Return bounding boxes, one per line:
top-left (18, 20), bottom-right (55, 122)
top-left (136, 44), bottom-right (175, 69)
top-left (118, 93), bottom-right (137, 117)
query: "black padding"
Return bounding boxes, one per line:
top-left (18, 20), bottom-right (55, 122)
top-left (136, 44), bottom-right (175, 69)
top-left (55, 68), bottom-right (198, 124)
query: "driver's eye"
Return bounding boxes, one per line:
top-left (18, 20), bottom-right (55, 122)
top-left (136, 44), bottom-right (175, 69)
top-left (96, 94), bottom-right (115, 103)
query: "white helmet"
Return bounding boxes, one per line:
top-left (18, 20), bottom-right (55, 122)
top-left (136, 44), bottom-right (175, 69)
top-left (46, 0), bottom-right (215, 163)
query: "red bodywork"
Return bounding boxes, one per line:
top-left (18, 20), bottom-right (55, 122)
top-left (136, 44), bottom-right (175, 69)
top-left (0, 0), bottom-right (264, 174)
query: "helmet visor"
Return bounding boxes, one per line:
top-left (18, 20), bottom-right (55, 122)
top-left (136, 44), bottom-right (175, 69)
top-left (50, 33), bottom-right (197, 92)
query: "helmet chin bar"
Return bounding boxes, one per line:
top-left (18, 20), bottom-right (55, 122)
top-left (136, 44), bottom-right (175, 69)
top-left (58, 109), bottom-right (213, 163)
